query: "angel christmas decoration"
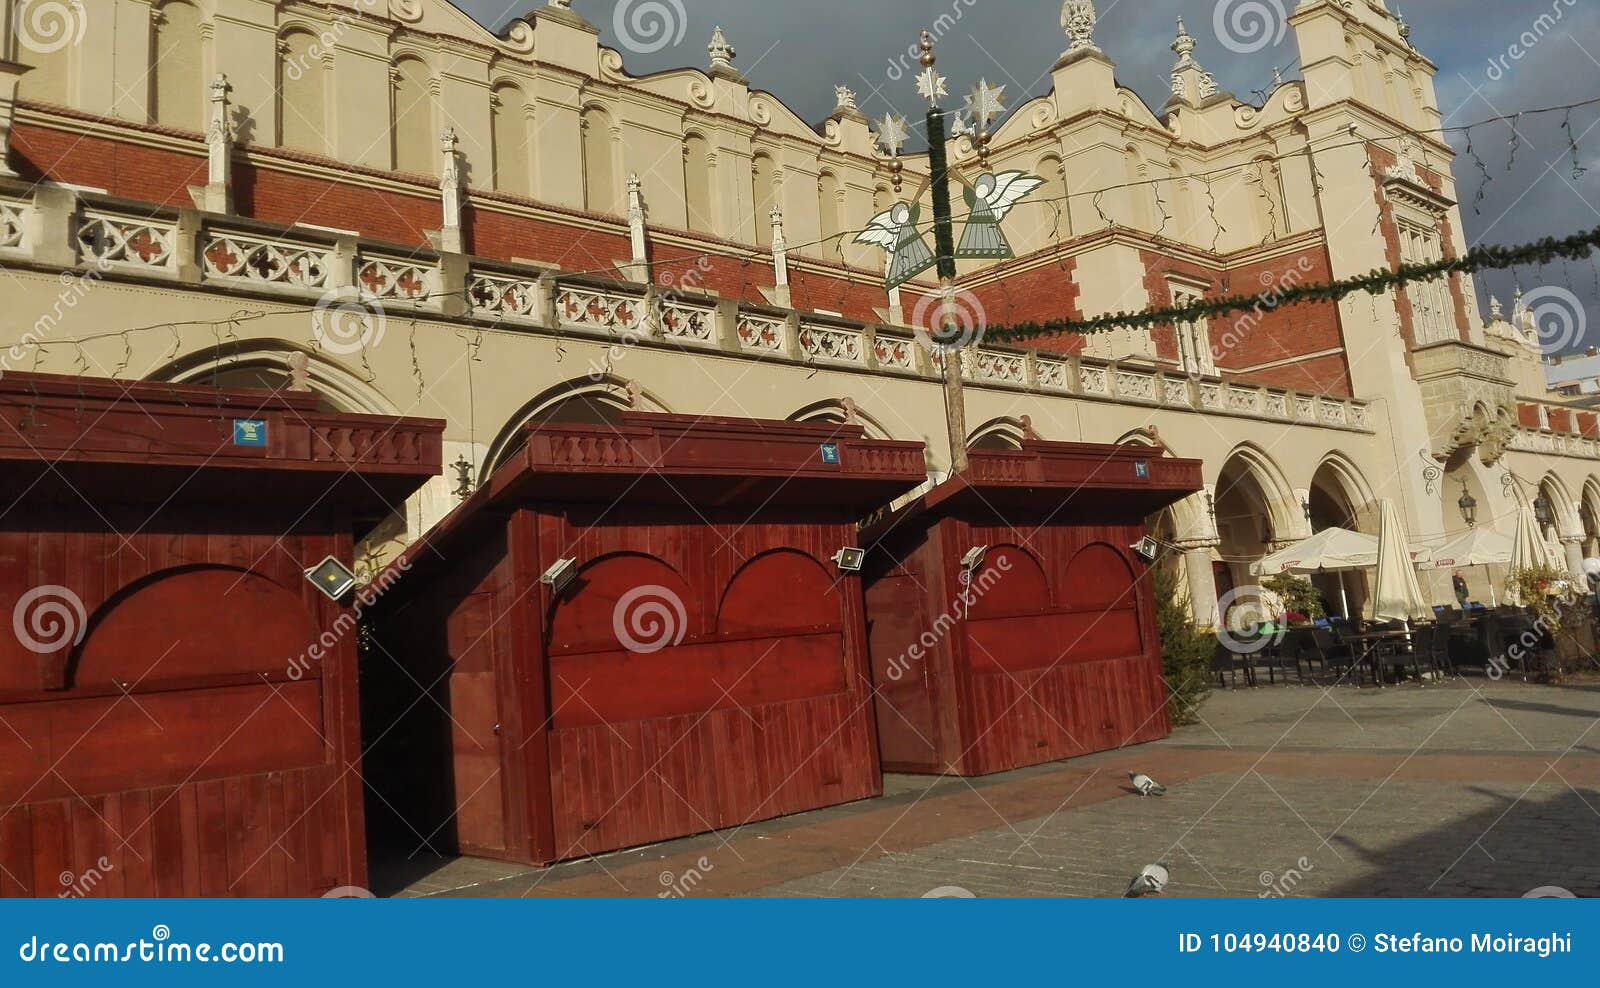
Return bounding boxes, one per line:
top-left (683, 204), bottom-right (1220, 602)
top-left (858, 201), bottom-right (937, 291)
top-left (957, 171), bottom-right (1044, 259)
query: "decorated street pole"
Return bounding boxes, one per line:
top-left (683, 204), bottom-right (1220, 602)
top-left (859, 31), bottom-right (1042, 480)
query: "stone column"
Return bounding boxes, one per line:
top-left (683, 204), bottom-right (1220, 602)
top-left (1180, 540), bottom-right (1222, 628)
top-left (438, 128), bottom-right (465, 254)
top-left (769, 206), bottom-right (790, 307)
top-left (1562, 536), bottom-right (1586, 583)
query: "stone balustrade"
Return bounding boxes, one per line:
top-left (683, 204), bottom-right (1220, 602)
top-left (0, 180), bottom-right (1377, 435)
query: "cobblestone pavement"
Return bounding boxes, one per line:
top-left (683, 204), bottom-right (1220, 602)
top-left (384, 678), bottom-right (1600, 898)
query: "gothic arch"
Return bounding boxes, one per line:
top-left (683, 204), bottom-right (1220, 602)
top-left (967, 417), bottom-right (1029, 451)
top-left (1310, 452), bottom-right (1377, 532)
top-left (480, 376), bottom-right (670, 481)
top-left (786, 399), bottom-right (893, 441)
top-left (148, 343), bottom-right (399, 416)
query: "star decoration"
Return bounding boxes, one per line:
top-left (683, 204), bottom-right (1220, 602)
top-left (965, 78), bottom-right (1006, 128)
top-left (873, 114), bottom-right (911, 157)
top-left (915, 66), bottom-right (948, 105)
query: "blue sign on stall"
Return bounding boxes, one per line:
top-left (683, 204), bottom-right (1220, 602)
top-left (820, 443), bottom-right (840, 464)
top-left (233, 419), bottom-right (268, 447)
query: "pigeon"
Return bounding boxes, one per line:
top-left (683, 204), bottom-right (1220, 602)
top-left (1124, 863), bottom-right (1171, 898)
top-left (1129, 772), bottom-right (1167, 796)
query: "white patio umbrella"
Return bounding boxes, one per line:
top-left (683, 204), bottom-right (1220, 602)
top-left (1421, 527), bottom-right (1513, 607)
top-left (1249, 526), bottom-right (1379, 577)
top-left (1251, 525), bottom-right (1433, 619)
top-left (1371, 499), bottom-right (1432, 623)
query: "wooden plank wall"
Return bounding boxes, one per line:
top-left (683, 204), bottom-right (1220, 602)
top-left (865, 516), bottom-right (1171, 778)
top-left (532, 508), bottom-right (882, 862)
top-left (0, 517), bottom-right (364, 897)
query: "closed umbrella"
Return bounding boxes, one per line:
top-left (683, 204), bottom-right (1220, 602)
top-left (1371, 499), bottom-right (1431, 623)
top-left (1508, 499), bottom-right (1561, 606)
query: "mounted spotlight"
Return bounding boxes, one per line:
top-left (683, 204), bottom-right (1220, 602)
top-left (540, 558), bottom-right (578, 596)
top-left (305, 556), bottom-right (358, 602)
top-left (833, 547), bottom-right (866, 573)
top-left (960, 545), bottom-right (989, 572)
top-left (1131, 537), bottom-right (1161, 564)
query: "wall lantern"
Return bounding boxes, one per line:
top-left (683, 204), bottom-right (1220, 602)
top-left (1457, 483), bottom-right (1478, 529)
top-left (1534, 494), bottom-right (1555, 528)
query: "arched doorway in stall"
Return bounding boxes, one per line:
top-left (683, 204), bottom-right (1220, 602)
top-left (1538, 473), bottom-right (1580, 574)
top-left (1307, 454), bottom-right (1377, 620)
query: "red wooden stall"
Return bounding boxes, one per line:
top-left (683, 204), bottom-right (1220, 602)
top-left (862, 441), bottom-right (1202, 777)
top-left (0, 372), bottom-right (442, 897)
top-left (364, 413), bottom-right (926, 866)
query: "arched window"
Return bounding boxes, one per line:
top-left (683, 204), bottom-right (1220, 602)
top-left (1249, 157), bottom-right (1286, 243)
top-left (752, 153), bottom-right (776, 246)
top-left (818, 170), bottom-right (842, 245)
top-left (492, 82), bottom-right (532, 197)
top-left (581, 106), bottom-right (617, 215)
top-left (392, 57), bottom-right (434, 175)
top-left (683, 133), bottom-right (713, 234)
top-left (152, 1), bottom-right (205, 131)
top-left (278, 31), bottom-right (326, 153)
top-left (1035, 154), bottom-right (1069, 244)
top-left (1124, 145), bottom-right (1153, 230)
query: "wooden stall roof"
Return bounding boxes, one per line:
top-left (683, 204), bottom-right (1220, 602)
top-left (868, 440), bottom-right (1203, 537)
top-left (0, 372), bottom-right (444, 510)
top-left (380, 412), bottom-right (928, 593)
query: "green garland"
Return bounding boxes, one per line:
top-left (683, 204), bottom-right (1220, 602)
top-left (982, 223), bottom-right (1600, 343)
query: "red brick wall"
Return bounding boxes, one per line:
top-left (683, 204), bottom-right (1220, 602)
top-left (11, 124), bottom-right (205, 209)
top-left (1225, 353), bottom-right (1354, 397)
top-left (1547, 407), bottom-right (1573, 433)
top-left (963, 252), bottom-right (1083, 356)
top-left (1518, 403), bottom-right (1542, 429)
top-left (1579, 412), bottom-right (1598, 438)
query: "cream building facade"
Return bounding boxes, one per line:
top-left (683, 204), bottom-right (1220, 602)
top-left (1, 0), bottom-right (1598, 623)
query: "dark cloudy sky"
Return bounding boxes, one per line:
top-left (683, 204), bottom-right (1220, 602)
top-left (454, 1), bottom-right (1600, 350)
